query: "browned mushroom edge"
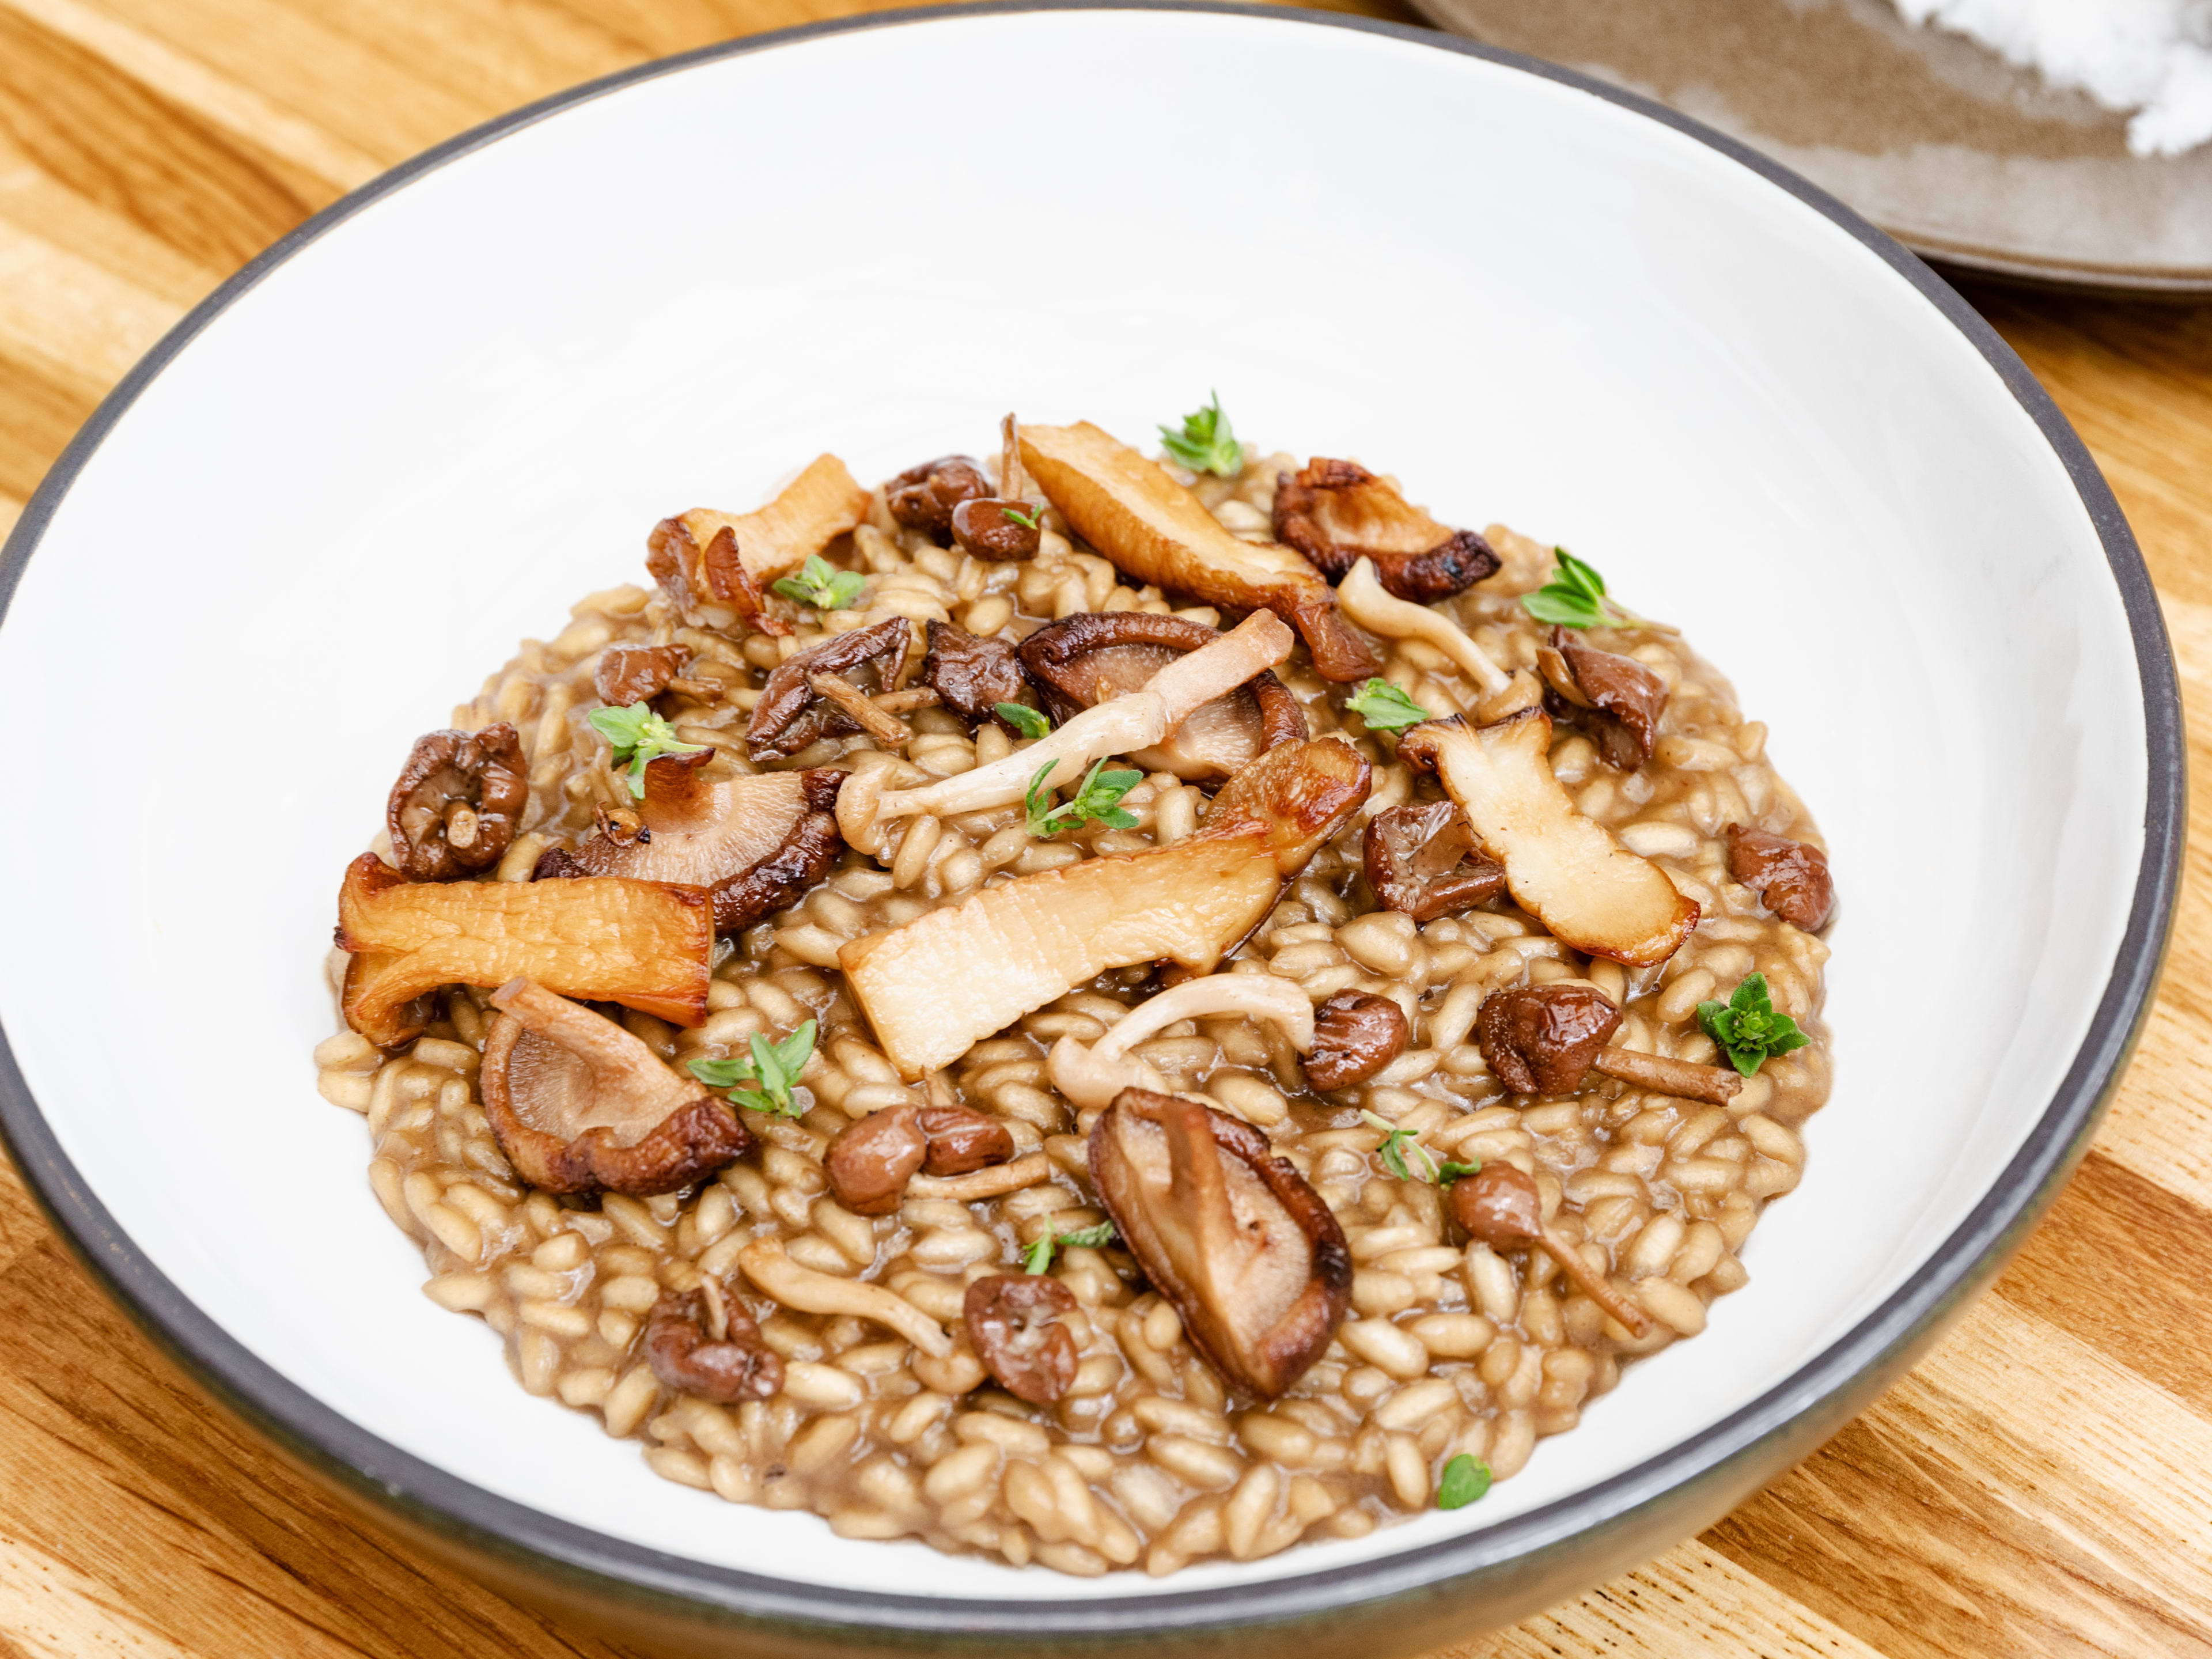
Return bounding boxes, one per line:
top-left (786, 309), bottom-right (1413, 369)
top-left (645, 516), bottom-right (790, 637)
top-left (645, 1278), bottom-right (784, 1402)
top-left (1725, 823), bottom-right (1836, 932)
top-left (921, 620), bottom-right (1036, 732)
top-left (1449, 1163), bottom-right (1650, 1338)
top-left (964, 1274), bottom-right (1080, 1404)
top-left (1272, 458), bottom-right (1501, 604)
top-left (746, 616), bottom-right (912, 760)
top-left (594, 643), bottom-right (688, 710)
top-left (950, 497), bottom-right (1044, 560)
top-left (1017, 612), bottom-right (1308, 783)
top-left (1536, 628), bottom-right (1668, 770)
top-left (1361, 800), bottom-right (1506, 922)
top-left (479, 978), bottom-right (752, 1196)
top-left (384, 724), bottom-right (527, 881)
top-left (1304, 991), bottom-right (1409, 1091)
top-left (1088, 1089), bottom-right (1350, 1400)
top-left (886, 456), bottom-right (992, 538)
top-left (824, 1101), bottom-right (1016, 1216)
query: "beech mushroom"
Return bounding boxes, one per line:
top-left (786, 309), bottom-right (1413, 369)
top-left (1724, 824), bottom-right (1836, 932)
top-left (644, 1277), bottom-right (783, 1402)
top-left (736, 1238), bottom-right (951, 1357)
top-left (479, 978), bottom-right (752, 1195)
top-left (1273, 459), bottom-right (1501, 603)
top-left (747, 618), bottom-right (912, 760)
top-left (1476, 983), bottom-right (1742, 1107)
top-left (1017, 421), bottom-right (1379, 681)
top-left (920, 620), bottom-right (1032, 729)
top-left (1019, 612), bottom-right (1307, 782)
top-left (647, 455), bottom-right (871, 633)
top-left (842, 737), bottom-right (1370, 1077)
top-left (1337, 557), bottom-right (1528, 714)
top-left (1536, 628), bottom-right (1668, 770)
top-left (1399, 711), bottom-right (1697, 968)
top-left (823, 1101), bottom-right (1016, 1215)
top-left (594, 643), bottom-right (688, 710)
top-left (1450, 1162), bottom-right (1650, 1338)
top-left (334, 854), bottom-right (713, 1046)
top-left (1089, 1089), bottom-right (1350, 1399)
top-left (886, 455), bottom-right (992, 537)
top-left (535, 750), bottom-right (844, 935)
top-left (1304, 991), bottom-right (1409, 1090)
top-left (385, 724), bottom-right (528, 881)
top-left (964, 1275), bottom-right (1078, 1404)
top-left (1363, 800), bottom-right (1505, 922)
top-left (1047, 974), bottom-right (1316, 1113)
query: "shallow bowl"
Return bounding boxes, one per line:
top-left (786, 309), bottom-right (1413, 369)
top-left (0, 6), bottom-right (2180, 1655)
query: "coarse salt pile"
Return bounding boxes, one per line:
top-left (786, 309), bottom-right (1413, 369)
top-left (1895, 0), bottom-right (2212, 157)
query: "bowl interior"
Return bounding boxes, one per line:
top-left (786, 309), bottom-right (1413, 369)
top-left (0, 6), bottom-right (2149, 1607)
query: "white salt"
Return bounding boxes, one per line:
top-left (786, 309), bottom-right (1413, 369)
top-left (1894, 0), bottom-right (2212, 156)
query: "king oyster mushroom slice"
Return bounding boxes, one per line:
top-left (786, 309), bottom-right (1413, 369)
top-left (1536, 627), bottom-right (1668, 770)
top-left (479, 978), bottom-right (753, 1196)
top-left (646, 454), bottom-right (871, 634)
top-left (1089, 1089), bottom-right (1351, 1399)
top-left (1362, 800), bottom-right (1506, 923)
top-left (1018, 612), bottom-right (1308, 783)
top-left (1272, 458), bottom-right (1501, 604)
top-left (385, 723), bottom-right (528, 881)
top-left (1398, 711), bottom-right (1697, 968)
top-left (747, 616), bottom-right (912, 761)
top-left (1017, 420), bottom-right (1379, 682)
top-left (842, 737), bottom-right (1370, 1078)
top-left (1476, 983), bottom-right (1741, 1108)
top-left (534, 749), bottom-right (844, 935)
top-left (1047, 973), bottom-right (1315, 1113)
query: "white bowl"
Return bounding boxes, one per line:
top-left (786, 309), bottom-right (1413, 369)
top-left (0, 6), bottom-right (2179, 1654)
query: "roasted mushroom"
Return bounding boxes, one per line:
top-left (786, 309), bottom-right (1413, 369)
top-left (1305, 991), bottom-right (1409, 1090)
top-left (824, 1101), bottom-right (1016, 1215)
top-left (1089, 1089), bottom-right (1350, 1398)
top-left (644, 1278), bottom-right (783, 1402)
top-left (842, 737), bottom-right (1369, 1077)
top-left (385, 724), bottom-right (528, 881)
top-left (1450, 1163), bottom-right (1650, 1338)
top-left (964, 1275), bottom-right (1079, 1404)
top-left (950, 498), bottom-right (1043, 560)
top-left (335, 854), bottom-right (713, 1046)
top-left (1476, 983), bottom-right (1742, 1107)
top-left (1018, 613), bottom-right (1307, 783)
top-left (535, 750), bottom-right (844, 935)
top-left (1400, 711), bottom-right (1696, 968)
top-left (593, 643), bottom-right (688, 710)
top-left (1018, 421), bottom-right (1379, 682)
top-left (747, 617), bottom-right (912, 761)
top-left (887, 455), bottom-right (993, 537)
top-left (920, 620), bottom-right (1032, 730)
top-left (479, 978), bottom-right (752, 1195)
top-left (736, 1237), bottom-right (952, 1355)
top-left (1047, 974), bottom-right (1315, 1112)
top-left (1537, 628), bottom-right (1668, 770)
top-left (1724, 824), bottom-right (1835, 932)
top-left (647, 455), bottom-right (871, 632)
top-left (1337, 557), bottom-right (1525, 714)
top-left (1273, 459), bottom-right (1501, 604)
top-left (1363, 800), bottom-right (1506, 922)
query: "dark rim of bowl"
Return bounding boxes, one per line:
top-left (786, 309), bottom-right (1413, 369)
top-left (0, 0), bottom-right (2184, 1641)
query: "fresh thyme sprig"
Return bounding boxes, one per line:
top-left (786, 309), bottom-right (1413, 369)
top-left (771, 554), bottom-right (866, 611)
top-left (688, 1020), bottom-right (817, 1118)
top-left (1519, 549), bottom-right (1652, 631)
top-left (1158, 392), bottom-right (1243, 476)
top-left (1345, 679), bottom-right (1431, 732)
top-left (587, 702), bottom-right (709, 800)
top-left (1695, 974), bottom-right (1809, 1077)
top-left (1023, 1222), bottom-right (1117, 1275)
top-left (1024, 756), bottom-right (1141, 839)
top-left (1361, 1110), bottom-right (1480, 1187)
top-left (995, 702), bottom-right (1053, 740)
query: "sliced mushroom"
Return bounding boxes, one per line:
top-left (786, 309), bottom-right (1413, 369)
top-left (1363, 800), bottom-right (1506, 922)
top-left (886, 456), bottom-right (992, 537)
top-left (1399, 711), bottom-right (1697, 968)
top-left (1450, 1163), bottom-right (1650, 1338)
top-left (644, 1278), bottom-right (784, 1402)
top-left (385, 724), bottom-right (527, 881)
top-left (480, 978), bottom-right (751, 1195)
top-left (647, 456), bottom-right (871, 632)
top-left (1476, 983), bottom-right (1742, 1107)
top-left (594, 643), bottom-right (688, 710)
top-left (535, 752), bottom-right (844, 935)
top-left (920, 620), bottom-right (1032, 730)
top-left (1305, 991), bottom-right (1409, 1091)
top-left (964, 1275), bottom-right (1079, 1404)
top-left (1018, 613), bottom-right (1308, 783)
top-left (746, 617), bottom-right (912, 760)
top-left (824, 1101), bottom-right (1016, 1215)
top-left (335, 854), bottom-right (713, 1046)
top-left (842, 737), bottom-right (1370, 1077)
top-left (1537, 628), bottom-right (1668, 770)
top-left (1724, 824), bottom-right (1836, 932)
top-left (1089, 1089), bottom-right (1350, 1399)
top-left (1273, 459), bottom-right (1500, 603)
top-left (1047, 974), bottom-right (1316, 1113)
top-left (1018, 421), bottom-right (1379, 682)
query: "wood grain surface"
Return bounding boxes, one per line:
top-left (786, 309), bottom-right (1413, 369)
top-left (1, 2), bottom-right (2207, 1654)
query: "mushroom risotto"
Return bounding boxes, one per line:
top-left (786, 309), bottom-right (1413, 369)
top-left (317, 402), bottom-right (1834, 1577)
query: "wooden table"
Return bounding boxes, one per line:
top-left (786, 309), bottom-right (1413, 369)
top-left (2, 1), bottom-right (2208, 1653)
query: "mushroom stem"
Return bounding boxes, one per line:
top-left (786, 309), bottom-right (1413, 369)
top-left (909, 1152), bottom-right (1052, 1202)
top-left (808, 672), bottom-right (911, 747)
top-left (1048, 974), bottom-right (1317, 1112)
top-left (875, 687), bottom-right (941, 714)
top-left (1533, 1226), bottom-right (1653, 1338)
top-left (1589, 1046), bottom-right (1743, 1107)
top-left (1338, 556), bottom-right (1513, 696)
top-left (736, 1238), bottom-right (951, 1357)
top-left (1000, 412), bottom-right (1027, 502)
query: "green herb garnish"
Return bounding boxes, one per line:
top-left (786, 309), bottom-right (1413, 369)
top-left (770, 554), bottom-right (866, 611)
top-left (1023, 1222), bottom-right (1117, 1275)
top-left (1520, 548), bottom-right (1650, 631)
top-left (588, 702), bottom-right (709, 800)
top-left (995, 702), bottom-right (1053, 740)
top-left (1437, 1453), bottom-right (1492, 1509)
top-left (1345, 678), bottom-right (1431, 732)
top-left (1361, 1111), bottom-right (1479, 1187)
top-left (999, 505), bottom-right (1039, 530)
top-left (1158, 391), bottom-right (1243, 477)
top-left (1695, 973), bottom-right (1809, 1077)
top-left (688, 1020), bottom-right (817, 1118)
top-left (1024, 756), bottom-right (1142, 839)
